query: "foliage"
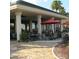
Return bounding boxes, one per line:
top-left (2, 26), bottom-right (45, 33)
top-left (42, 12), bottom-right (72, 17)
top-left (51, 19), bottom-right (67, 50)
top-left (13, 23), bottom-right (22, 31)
top-left (59, 6), bottom-right (66, 15)
top-left (20, 30), bottom-right (28, 42)
top-left (61, 27), bottom-right (69, 46)
top-left (65, 12), bottom-right (69, 17)
top-left (51, 0), bottom-right (69, 17)
top-left (51, 0), bottom-right (62, 12)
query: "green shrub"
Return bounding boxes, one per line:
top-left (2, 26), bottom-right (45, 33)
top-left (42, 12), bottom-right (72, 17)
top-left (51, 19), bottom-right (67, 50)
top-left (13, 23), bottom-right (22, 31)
top-left (62, 27), bottom-right (69, 46)
top-left (20, 31), bottom-right (28, 42)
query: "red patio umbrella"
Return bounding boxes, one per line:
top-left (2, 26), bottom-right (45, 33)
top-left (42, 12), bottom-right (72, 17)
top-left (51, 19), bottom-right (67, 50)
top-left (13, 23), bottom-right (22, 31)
top-left (41, 18), bottom-right (61, 33)
top-left (41, 18), bottom-right (60, 24)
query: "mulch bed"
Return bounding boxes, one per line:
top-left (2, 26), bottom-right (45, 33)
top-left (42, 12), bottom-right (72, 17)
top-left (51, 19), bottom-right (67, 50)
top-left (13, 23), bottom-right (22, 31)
top-left (53, 44), bottom-right (69, 59)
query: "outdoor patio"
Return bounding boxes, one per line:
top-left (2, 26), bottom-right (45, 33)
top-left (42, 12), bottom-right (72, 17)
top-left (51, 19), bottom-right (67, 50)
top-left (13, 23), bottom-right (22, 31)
top-left (10, 1), bottom-right (69, 59)
top-left (10, 39), bottom-right (62, 59)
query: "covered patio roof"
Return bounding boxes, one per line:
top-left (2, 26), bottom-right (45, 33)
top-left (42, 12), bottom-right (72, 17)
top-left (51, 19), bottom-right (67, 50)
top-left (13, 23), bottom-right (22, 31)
top-left (10, 0), bottom-right (68, 19)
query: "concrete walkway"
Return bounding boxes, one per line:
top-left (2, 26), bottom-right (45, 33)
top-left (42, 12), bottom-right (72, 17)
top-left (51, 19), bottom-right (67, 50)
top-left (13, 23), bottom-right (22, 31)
top-left (34, 38), bottom-right (62, 42)
top-left (10, 39), bottom-right (62, 59)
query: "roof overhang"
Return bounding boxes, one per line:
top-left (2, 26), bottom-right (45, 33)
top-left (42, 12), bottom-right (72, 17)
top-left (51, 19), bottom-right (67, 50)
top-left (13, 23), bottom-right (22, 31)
top-left (10, 0), bottom-right (68, 19)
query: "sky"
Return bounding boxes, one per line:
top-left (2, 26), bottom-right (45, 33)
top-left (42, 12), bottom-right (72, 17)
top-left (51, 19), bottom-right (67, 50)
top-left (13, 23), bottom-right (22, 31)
top-left (11, 0), bottom-right (69, 12)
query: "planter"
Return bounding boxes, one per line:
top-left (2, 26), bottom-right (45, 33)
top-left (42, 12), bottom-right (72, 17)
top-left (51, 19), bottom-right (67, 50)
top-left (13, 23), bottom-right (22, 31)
top-left (52, 44), bottom-right (69, 59)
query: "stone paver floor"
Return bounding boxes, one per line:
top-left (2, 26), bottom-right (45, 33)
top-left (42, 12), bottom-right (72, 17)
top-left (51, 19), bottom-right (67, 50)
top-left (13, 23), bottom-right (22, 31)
top-left (53, 44), bottom-right (69, 59)
top-left (10, 40), bottom-right (62, 59)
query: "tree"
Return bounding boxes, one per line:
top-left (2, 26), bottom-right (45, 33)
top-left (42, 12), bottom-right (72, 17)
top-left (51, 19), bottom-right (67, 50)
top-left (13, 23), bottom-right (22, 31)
top-left (65, 12), bottom-right (69, 17)
top-left (51, 0), bottom-right (69, 17)
top-left (51, 0), bottom-right (62, 12)
top-left (59, 6), bottom-right (66, 15)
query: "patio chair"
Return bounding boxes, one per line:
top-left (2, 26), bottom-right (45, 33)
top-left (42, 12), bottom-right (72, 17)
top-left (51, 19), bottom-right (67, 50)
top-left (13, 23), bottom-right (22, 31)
top-left (44, 30), bottom-right (54, 40)
top-left (27, 31), bottom-right (41, 41)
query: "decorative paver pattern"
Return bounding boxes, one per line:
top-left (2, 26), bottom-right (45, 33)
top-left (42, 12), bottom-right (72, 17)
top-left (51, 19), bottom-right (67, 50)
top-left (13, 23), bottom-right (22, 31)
top-left (10, 40), bottom-right (62, 59)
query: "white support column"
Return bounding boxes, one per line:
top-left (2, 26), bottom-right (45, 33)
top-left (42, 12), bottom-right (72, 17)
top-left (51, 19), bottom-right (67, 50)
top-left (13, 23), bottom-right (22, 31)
top-left (29, 20), bottom-right (32, 32)
top-left (52, 24), bottom-right (54, 32)
top-left (37, 15), bottom-right (42, 35)
top-left (52, 17), bottom-right (55, 32)
top-left (15, 12), bottom-right (22, 41)
top-left (61, 20), bottom-right (64, 31)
